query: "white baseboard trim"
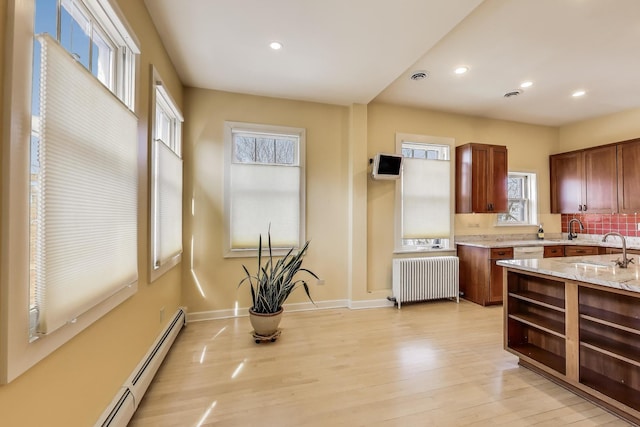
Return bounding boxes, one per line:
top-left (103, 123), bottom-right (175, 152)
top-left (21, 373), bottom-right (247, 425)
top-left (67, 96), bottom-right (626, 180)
top-left (186, 298), bottom-right (394, 322)
top-left (349, 298), bottom-right (395, 309)
top-left (95, 307), bottom-right (186, 426)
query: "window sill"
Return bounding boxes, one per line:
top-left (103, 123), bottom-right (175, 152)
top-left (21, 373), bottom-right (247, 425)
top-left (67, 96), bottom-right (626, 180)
top-left (393, 247), bottom-right (456, 255)
top-left (494, 223), bottom-right (539, 227)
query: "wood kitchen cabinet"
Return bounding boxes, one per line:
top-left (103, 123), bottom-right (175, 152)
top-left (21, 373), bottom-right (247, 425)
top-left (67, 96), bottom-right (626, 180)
top-left (504, 268), bottom-right (640, 424)
top-left (564, 245), bottom-right (603, 257)
top-left (457, 245), bottom-right (512, 306)
top-left (617, 139), bottom-right (640, 214)
top-left (543, 245), bottom-right (565, 258)
top-left (456, 143), bottom-right (508, 213)
top-left (550, 145), bottom-right (617, 214)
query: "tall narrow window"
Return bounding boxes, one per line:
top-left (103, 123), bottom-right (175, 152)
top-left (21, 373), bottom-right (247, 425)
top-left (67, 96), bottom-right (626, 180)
top-left (150, 72), bottom-right (183, 280)
top-left (497, 172), bottom-right (538, 225)
top-left (224, 122), bottom-right (305, 256)
top-left (395, 134), bottom-right (454, 252)
top-left (29, 0), bottom-right (140, 338)
top-left (1, 0), bottom-right (140, 383)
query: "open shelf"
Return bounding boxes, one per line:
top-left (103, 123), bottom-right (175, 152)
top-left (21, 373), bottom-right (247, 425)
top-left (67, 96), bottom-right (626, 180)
top-left (580, 318), bottom-right (640, 367)
top-left (508, 313), bottom-right (565, 337)
top-left (510, 343), bottom-right (566, 374)
top-left (579, 287), bottom-right (640, 333)
top-left (507, 271), bottom-right (565, 309)
top-left (507, 317), bottom-right (566, 375)
top-left (580, 306), bottom-right (640, 335)
top-left (508, 291), bottom-right (565, 312)
top-left (580, 347), bottom-right (640, 412)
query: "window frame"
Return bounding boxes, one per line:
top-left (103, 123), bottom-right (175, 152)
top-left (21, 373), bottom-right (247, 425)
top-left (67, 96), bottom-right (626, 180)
top-left (149, 67), bottom-right (184, 282)
top-left (496, 171), bottom-right (539, 226)
top-left (394, 133), bottom-right (455, 253)
top-left (223, 121), bottom-right (306, 258)
top-left (0, 0), bottom-right (139, 384)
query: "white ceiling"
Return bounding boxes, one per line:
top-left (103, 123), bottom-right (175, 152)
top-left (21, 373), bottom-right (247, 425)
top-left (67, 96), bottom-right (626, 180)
top-left (145, 0), bottom-right (640, 127)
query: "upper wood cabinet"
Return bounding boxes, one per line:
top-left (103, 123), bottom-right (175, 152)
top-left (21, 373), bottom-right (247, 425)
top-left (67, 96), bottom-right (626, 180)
top-left (617, 139), bottom-right (640, 214)
top-left (550, 145), bottom-right (617, 214)
top-left (456, 143), bottom-right (508, 213)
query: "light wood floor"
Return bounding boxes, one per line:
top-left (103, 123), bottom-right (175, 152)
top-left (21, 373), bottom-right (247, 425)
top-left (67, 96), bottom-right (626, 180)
top-left (129, 300), bottom-right (631, 426)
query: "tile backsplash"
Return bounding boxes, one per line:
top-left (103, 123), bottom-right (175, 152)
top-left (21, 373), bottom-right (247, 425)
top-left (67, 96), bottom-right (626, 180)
top-left (561, 213), bottom-right (639, 237)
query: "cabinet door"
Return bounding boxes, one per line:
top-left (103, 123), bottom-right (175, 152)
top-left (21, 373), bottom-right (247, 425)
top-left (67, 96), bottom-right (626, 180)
top-left (617, 140), bottom-right (640, 214)
top-left (550, 152), bottom-right (582, 213)
top-left (488, 260), bottom-right (504, 303)
top-left (471, 145), bottom-right (490, 213)
top-left (489, 146), bottom-right (508, 213)
top-left (488, 247), bottom-right (512, 304)
top-left (583, 145), bottom-right (617, 213)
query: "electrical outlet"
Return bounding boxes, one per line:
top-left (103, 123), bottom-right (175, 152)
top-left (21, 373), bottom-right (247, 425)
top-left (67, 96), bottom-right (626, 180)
top-left (637, 223), bottom-right (640, 231)
top-left (316, 279), bottom-right (325, 286)
top-left (160, 307), bottom-right (165, 323)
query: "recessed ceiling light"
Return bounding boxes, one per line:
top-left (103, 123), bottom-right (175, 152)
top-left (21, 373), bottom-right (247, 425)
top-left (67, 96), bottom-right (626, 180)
top-left (269, 41), bottom-right (283, 50)
top-left (572, 90), bottom-right (586, 97)
top-left (520, 81), bottom-right (533, 88)
top-left (454, 66), bottom-right (469, 75)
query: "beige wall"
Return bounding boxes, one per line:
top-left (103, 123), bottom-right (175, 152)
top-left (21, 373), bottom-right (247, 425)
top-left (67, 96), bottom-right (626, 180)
top-left (366, 103), bottom-right (560, 291)
top-left (0, 0), bottom-right (183, 425)
top-left (182, 89), bottom-right (351, 313)
top-left (558, 107), bottom-right (640, 152)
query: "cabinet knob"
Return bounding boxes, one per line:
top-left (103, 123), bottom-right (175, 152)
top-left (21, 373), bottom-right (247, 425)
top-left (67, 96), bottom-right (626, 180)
top-left (583, 204), bottom-right (587, 211)
top-left (578, 205), bottom-right (582, 211)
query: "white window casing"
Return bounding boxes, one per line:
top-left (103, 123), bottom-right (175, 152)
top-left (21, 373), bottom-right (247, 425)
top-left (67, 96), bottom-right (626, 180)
top-left (394, 133), bottom-right (455, 253)
top-left (0, 0), bottom-right (139, 384)
top-left (224, 122), bottom-right (306, 257)
top-left (150, 71), bottom-right (183, 281)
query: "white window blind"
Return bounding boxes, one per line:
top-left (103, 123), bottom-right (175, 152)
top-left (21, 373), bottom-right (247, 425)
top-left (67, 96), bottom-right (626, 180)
top-left (35, 34), bottom-right (138, 335)
top-left (153, 139), bottom-right (183, 266)
top-left (402, 157), bottom-right (451, 239)
top-left (230, 163), bottom-right (300, 249)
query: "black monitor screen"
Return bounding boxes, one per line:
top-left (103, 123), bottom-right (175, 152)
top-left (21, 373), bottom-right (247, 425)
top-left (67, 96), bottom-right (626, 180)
top-left (377, 155), bottom-right (402, 175)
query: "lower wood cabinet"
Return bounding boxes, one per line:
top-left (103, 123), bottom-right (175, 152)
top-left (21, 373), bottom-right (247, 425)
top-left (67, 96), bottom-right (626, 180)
top-left (457, 245), bottom-right (512, 306)
top-left (564, 245), bottom-right (602, 257)
top-left (504, 269), bottom-right (640, 425)
top-left (543, 245), bottom-right (564, 258)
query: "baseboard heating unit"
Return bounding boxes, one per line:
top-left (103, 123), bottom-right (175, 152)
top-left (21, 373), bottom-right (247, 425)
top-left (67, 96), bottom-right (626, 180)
top-left (392, 257), bottom-right (459, 308)
top-left (94, 307), bottom-right (186, 426)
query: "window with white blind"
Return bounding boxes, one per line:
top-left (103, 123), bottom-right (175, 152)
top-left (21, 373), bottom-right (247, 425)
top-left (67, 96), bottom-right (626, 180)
top-left (395, 134), bottom-right (454, 252)
top-left (0, 0), bottom-right (139, 383)
top-left (150, 70), bottom-right (184, 280)
top-left (224, 122), bottom-right (306, 257)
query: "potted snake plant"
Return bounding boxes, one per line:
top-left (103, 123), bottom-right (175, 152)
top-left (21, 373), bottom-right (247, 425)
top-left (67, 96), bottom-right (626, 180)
top-left (238, 231), bottom-right (318, 339)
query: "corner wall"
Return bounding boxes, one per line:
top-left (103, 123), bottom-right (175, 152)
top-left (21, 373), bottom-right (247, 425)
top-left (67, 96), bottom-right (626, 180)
top-left (182, 89), bottom-right (351, 315)
top-left (366, 102), bottom-right (560, 291)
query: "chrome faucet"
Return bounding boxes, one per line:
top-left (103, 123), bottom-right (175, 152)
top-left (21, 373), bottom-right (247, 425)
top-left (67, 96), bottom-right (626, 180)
top-left (602, 232), bottom-right (634, 268)
top-left (568, 218), bottom-right (584, 240)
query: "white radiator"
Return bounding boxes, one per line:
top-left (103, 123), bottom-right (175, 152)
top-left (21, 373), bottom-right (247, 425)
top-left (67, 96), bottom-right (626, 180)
top-left (94, 307), bottom-right (186, 427)
top-left (392, 257), bottom-right (459, 308)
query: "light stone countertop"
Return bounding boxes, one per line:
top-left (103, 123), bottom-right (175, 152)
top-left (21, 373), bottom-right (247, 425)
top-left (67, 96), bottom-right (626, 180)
top-left (497, 254), bottom-right (640, 294)
top-left (455, 234), bottom-right (640, 251)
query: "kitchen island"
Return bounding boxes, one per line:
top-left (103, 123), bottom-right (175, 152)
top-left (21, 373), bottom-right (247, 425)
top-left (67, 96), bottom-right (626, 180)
top-left (498, 254), bottom-right (640, 425)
